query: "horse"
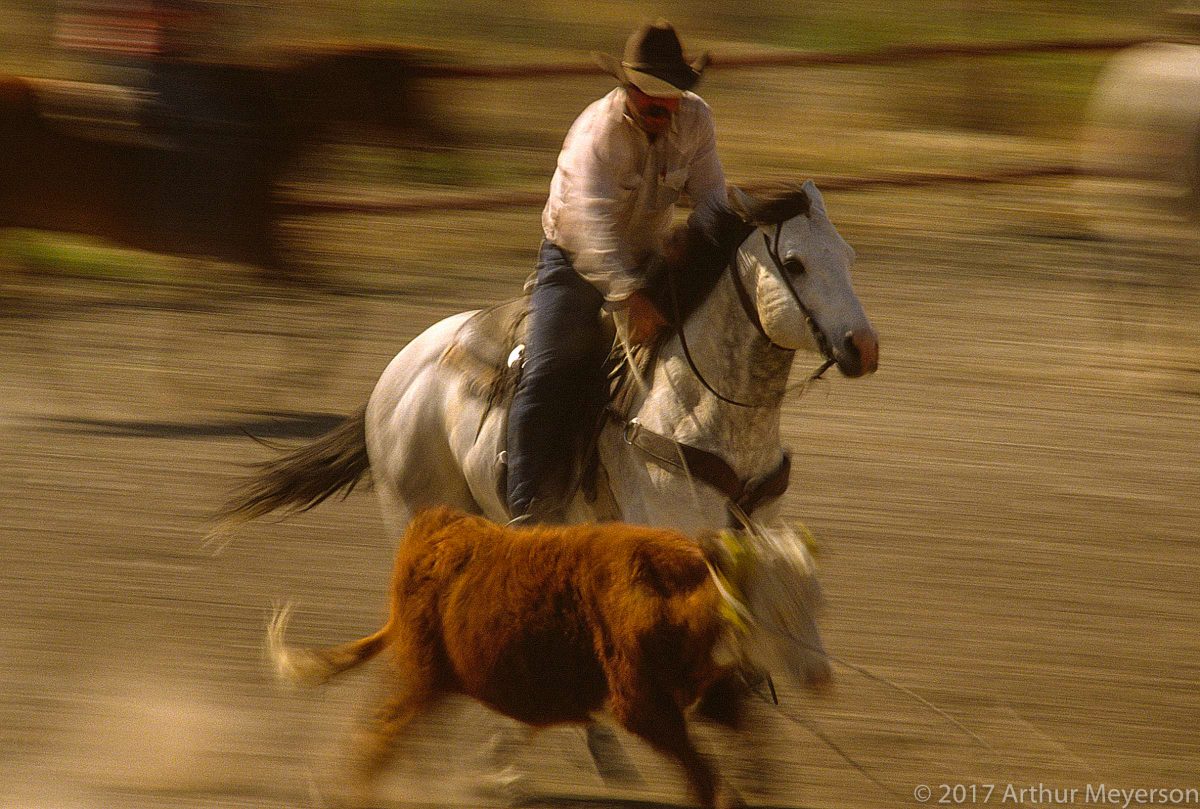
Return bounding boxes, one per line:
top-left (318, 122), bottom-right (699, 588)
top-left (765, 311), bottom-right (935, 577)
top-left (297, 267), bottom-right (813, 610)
top-left (0, 46), bottom-right (447, 274)
top-left (221, 178), bottom-right (877, 536)
top-left (219, 178), bottom-right (876, 794)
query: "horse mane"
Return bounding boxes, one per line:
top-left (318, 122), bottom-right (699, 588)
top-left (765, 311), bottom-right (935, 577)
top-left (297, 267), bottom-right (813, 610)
top-left (647, 198), bottom-right (754, 328)
top-left (646, 185), bottom-right (815, 327)
top-left (729, 184), bottom-right (812, 226)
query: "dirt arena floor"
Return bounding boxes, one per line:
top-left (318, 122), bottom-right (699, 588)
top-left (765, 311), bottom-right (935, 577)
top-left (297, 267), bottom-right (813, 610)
top-left (1, 181), bottom-right (1197, 809)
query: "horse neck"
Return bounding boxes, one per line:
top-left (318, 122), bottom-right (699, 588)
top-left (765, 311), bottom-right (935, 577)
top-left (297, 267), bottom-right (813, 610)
top-left (636, 245), bottom-right (796, 459)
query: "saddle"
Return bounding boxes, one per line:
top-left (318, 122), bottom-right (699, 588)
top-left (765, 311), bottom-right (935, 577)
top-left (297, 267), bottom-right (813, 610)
top-left (438, 212), bottom-right (736, 419)
top-left (439, 295), bottom-right (654, 520)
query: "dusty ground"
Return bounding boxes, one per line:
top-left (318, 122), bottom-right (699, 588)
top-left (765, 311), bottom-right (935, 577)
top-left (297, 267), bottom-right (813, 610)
top-left (1, 180), bottom-right (1198, 809)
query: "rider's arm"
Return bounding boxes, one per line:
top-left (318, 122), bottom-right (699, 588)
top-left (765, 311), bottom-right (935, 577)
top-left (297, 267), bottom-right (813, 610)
top-left (569, 134), bottom-right (643, 303)
top-left (682, 99), bottom-right (728, 215)
top-left (572, 143), bottom-right (665, 341)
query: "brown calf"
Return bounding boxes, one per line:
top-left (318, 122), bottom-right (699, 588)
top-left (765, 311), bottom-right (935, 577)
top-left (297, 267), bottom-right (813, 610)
top-left (269, 507), bottom-right (830, 808)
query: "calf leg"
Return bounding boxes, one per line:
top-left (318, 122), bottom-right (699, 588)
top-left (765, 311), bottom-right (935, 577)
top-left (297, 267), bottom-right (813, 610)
top-left (699, 675), bottom-right (780, 803)
top-left (612, 691), bottom-right (741, 809)
top-left (695, 673), bottom-right (748, 730)
top-left (345, 679), bottom-right (436, 807)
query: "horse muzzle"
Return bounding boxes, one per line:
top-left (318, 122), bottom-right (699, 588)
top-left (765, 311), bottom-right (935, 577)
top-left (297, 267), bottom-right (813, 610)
top-left (835, 327), bottom-right (879, 378)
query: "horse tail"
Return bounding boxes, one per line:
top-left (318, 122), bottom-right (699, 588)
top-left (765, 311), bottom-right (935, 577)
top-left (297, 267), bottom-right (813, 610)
top-left (267, 603), bottom-right (391, 687)
top-left (214, 405), bottom-right (371, 532)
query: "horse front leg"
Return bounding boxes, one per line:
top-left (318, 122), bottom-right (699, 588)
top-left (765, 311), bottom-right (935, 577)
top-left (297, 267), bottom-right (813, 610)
top-left (583, 721), bottom-right (642, 786)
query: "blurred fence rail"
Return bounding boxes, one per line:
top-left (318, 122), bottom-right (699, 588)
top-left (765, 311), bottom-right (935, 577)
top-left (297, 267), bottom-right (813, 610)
top-left (277, 166), bottom-right (1087, 216)
top-left (276, 36), bottom-right (1163, 216)
top-left (412, 36), bottom-right (1158, 80)
top-left (1, 33), bottom-right (1181, 277)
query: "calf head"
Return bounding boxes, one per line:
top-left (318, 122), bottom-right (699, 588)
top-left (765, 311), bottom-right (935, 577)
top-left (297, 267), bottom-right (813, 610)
top-left (704, 525), bottom-right (832, 691)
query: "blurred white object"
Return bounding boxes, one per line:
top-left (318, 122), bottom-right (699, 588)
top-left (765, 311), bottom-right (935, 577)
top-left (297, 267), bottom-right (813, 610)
top-left (1083, 35), bottom-right (1200, 215)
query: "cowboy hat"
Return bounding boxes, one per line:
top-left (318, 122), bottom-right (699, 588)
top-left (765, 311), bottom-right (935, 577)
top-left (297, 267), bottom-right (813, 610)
top-left (592, 19), bottom-right (709, 98)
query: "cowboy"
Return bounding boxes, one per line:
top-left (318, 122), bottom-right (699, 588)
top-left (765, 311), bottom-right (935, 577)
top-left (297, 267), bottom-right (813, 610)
top-left (506, 20), bottom-right (730, 521)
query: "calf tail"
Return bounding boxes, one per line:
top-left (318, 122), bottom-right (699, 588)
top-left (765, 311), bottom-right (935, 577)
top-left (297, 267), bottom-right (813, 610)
top-left (215, 405), bottom-right (371, 533)
top-left (267, 603), bottom-right (391, 688)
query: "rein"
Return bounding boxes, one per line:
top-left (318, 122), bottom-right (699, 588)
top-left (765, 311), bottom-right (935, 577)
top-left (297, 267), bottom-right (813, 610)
top-left (666, 257), bottom-right (768, 409)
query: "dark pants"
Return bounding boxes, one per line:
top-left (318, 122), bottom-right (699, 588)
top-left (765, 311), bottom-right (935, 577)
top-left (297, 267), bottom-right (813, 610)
top-left (506, 241), bottom-right (607, 519)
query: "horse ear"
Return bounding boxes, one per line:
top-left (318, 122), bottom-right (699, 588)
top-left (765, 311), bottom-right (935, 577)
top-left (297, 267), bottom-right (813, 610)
top-left (801, 179), bottom-right (826, 214)
top-left (727, 186), bottom-right (757, 224)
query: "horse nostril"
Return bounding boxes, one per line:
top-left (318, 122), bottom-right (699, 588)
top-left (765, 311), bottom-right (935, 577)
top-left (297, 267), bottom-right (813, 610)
top-left (841, 329), bottom-right (879, 376)
top-left (842, 332), bottom-right (859, 358)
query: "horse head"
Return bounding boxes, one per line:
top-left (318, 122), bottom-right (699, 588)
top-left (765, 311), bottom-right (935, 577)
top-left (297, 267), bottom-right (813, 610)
top-left (729, 181), bottom-right (879, 379)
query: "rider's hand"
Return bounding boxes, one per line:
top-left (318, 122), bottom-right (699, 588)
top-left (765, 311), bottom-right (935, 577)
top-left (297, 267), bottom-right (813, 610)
top-left (623, 289), bottom-right (667, 345)
top-left (662, 226), bottom-right (689, 269)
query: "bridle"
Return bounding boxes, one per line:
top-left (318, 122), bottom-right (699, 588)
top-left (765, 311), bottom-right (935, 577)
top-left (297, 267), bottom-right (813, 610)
top-left (615, 217), bottom-right (834, 525)
top-left (667, 220), bottom-right (835, 409)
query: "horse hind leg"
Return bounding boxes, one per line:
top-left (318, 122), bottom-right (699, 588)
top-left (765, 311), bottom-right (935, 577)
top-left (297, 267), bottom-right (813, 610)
top-left (475, 717), bottom-right (640, 804)
top-left (475, 722), bottom-right (537, 804)
top-left (370, 382), bottom-right (494, 533)
top-left (376, 453), bottom-right (484, 535)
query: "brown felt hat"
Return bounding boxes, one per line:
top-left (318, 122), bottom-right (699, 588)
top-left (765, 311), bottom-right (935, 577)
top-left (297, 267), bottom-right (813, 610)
top-left (592, 19), bottom-right (709, 97)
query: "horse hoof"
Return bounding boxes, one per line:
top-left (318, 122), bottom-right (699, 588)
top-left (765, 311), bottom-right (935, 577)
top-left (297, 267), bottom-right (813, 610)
top-left (474, 765), bottom-right (535, 806)
top-left (585, 724), bottom-right (643, 786)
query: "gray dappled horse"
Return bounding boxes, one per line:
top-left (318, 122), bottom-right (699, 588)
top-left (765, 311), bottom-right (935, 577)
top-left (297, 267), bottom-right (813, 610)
top-left (221, 179), bottom-right (877, 793)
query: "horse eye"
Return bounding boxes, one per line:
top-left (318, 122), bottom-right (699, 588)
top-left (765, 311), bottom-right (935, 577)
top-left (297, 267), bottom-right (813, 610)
top-left (784, 257), bottom-right (806, 275)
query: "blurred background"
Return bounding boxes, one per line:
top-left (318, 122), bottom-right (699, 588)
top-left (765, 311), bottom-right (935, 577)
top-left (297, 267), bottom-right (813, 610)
top-left (1, 2), bottom-right (1198, 808)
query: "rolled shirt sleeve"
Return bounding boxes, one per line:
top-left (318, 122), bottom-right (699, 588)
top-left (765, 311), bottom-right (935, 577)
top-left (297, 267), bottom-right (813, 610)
top-left (565, 131), bottom-right (643, 301)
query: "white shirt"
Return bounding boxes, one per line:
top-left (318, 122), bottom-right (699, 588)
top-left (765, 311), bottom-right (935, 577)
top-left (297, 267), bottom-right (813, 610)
top-left (542, 87), bottom-right (728, 302)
